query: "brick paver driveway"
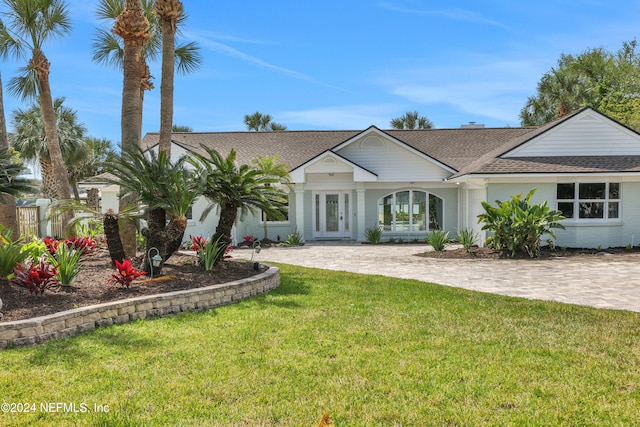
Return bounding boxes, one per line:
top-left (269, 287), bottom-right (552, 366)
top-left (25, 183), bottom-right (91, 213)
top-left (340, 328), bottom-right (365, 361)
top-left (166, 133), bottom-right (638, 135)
top-left (234, 242), bottom-right (640, 312)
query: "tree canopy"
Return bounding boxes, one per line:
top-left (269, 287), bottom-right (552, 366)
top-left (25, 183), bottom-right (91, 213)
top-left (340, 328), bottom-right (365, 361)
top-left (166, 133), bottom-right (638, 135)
top-left (244, 111), bottom-right (287, 131)
top-left (390, 111), bottom-right (434, 129)
top-left (520, 39), bottom-right (640, 130)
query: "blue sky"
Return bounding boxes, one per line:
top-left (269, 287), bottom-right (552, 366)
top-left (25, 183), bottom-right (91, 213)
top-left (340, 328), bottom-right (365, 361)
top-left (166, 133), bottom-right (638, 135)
top-left (2, 0), bottom-right (640, 146)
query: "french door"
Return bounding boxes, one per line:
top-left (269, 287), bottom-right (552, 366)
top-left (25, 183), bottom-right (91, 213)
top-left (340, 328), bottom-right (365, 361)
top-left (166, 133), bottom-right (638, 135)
top-left (313, 191), bottom-right (350, 238)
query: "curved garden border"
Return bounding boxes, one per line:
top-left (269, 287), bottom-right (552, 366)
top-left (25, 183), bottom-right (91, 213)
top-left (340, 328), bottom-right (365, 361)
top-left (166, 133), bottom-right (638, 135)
top-left (0, 265), bottom-right (280, 349)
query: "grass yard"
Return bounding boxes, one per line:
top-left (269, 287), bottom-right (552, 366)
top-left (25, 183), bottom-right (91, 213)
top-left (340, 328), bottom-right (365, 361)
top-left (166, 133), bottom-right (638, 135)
top-left (1, 264), bottom-right (639, 426)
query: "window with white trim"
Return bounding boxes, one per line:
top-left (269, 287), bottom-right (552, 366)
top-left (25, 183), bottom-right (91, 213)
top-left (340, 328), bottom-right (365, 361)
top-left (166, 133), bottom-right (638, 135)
top-left (377, 190), bottom-right (443, 232)
top-left (557, 183), bottom-right (620, 220)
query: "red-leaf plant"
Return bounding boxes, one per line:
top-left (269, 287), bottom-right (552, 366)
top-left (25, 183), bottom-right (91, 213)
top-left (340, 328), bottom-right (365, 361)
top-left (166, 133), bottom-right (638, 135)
top-left (189, 235), bottom-right (207, 252)
top-left (243, 235), bottom-right (256, 245)
top-left (11, 259), bottom-right (60, 295)
top-left (66, 236), bottom-right (97, 256)
top-left (108, 259), bottom-right (147, 288)
top-left (43, 237), bottom-right (60, 255)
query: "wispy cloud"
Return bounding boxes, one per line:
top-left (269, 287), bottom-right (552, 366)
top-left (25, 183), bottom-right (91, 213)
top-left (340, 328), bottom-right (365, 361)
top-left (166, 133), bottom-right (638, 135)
top-left (188, 30), bottom-right (345, 91)
top-left (378, 2), bottom-right (510, 30)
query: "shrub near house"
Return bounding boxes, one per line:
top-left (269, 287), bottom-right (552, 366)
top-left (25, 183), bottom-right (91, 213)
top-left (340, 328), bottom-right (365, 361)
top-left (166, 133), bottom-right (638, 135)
top-left (478, 189), bottom-right (565, 257)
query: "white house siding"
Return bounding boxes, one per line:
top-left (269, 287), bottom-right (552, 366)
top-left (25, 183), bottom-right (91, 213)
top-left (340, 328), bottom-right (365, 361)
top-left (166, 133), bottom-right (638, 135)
top-left (336, 138), bottom-right (451, 182)
top-left (460, 187), bottom-right (487, 245)
top-left (485, 181), bottom-right (640, 248)
top-left (505, 112), bottom-right (640, 157)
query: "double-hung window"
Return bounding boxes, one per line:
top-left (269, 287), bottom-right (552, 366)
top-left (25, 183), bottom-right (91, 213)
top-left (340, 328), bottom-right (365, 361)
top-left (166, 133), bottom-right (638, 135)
top-left (557, 183), bottom-right (620, 220)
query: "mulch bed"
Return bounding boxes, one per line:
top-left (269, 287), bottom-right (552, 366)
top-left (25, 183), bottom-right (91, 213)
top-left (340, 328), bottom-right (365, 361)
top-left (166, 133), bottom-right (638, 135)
top-left (0, 249), bottom-right (266, 323)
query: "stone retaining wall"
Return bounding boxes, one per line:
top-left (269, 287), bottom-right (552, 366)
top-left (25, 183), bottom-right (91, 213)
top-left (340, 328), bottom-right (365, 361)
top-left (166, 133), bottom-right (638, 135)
top-left (0, 266), bottom-right (280, 349)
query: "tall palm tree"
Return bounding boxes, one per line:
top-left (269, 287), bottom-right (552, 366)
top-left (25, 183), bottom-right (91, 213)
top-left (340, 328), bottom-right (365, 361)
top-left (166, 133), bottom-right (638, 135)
top-left (189, 146), bottom-right (287, 266)
top-left (10, 97), bottom-right (86, 199)
top-left (111, 0), bottom-right (151, 257)
top-left (94, 0), bottom-right (201, 155)
top-left (244, 111), bottom-right (287, 131)
top-left (0, 0), bottom-right (74, 234)
top-left (154, 0), bottom-right (181, 155)
top-left (105, 146), bottom-right (200, 274)
top-left (97, 0), bottom-right (200, 255)
top-left (0, 72), bottom-right (18, 235)
top-left (252, 154), bottom-right (290, 241)
top-left (390, 111), bottom-right (434, 129)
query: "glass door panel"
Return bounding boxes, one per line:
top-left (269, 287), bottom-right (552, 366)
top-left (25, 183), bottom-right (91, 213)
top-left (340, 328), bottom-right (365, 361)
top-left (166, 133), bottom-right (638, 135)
top-left (325, 194), bottom-right (340, 232)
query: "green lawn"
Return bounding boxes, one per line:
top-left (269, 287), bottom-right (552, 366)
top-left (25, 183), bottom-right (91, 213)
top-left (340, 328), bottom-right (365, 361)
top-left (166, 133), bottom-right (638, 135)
top-left (1, 264), bottom-right (639, 426)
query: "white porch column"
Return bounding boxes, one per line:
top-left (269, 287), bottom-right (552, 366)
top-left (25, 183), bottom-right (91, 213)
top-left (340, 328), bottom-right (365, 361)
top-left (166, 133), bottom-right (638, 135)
top-left (356, 184), bottom-right (366, 241)
top-left (294, 184), bottom-right (305, 236)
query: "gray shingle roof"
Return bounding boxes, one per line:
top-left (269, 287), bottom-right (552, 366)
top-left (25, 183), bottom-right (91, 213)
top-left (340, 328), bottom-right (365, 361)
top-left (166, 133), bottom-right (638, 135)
top-left (473, 156), bottom-right (640, 174)
top-left (142, 127), bottom-right (539, 173)
top-left (140, 108), bottom-right (640, 177)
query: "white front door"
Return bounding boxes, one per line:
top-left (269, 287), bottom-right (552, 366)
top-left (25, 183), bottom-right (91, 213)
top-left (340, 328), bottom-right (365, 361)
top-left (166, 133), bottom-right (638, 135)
top-left (313, 191), bottom-right (351, 238)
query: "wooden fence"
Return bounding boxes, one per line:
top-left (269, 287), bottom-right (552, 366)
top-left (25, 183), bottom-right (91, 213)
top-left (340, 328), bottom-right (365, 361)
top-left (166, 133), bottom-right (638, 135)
top-left (17, 206), bottom-right (39, 238)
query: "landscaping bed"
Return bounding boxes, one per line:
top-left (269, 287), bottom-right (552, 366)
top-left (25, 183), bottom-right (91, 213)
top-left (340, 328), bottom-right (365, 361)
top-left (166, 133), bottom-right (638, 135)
top-left (0, 249), bottom-right (266, 322)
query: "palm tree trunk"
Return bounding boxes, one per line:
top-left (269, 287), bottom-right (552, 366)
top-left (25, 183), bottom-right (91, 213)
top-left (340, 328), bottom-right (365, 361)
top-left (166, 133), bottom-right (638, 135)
top-left (0, 74), bottom-right (18, 237)
top-left (140, 207), bottom-right (168, 274)
top-left (157, 2), bottom-right (178, 155)
top-left (32, 49), bottom-right (73, 236)
top-left (113, 0), bottom-right (150, 257)
top-left (213, 202), bottom-right (237, 266)
top-left (165, 215), bottom-right (187, 256)
top-left (104, 209), bottom-right (126, 266)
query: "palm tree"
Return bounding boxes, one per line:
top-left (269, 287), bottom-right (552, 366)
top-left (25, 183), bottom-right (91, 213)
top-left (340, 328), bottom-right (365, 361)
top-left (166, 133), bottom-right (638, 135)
top-left (105, 146), bottom-right (200, 274)
top-left (111, 0), bottom-right (151, 257)
top-left (189, 147), bottom-right (288, 266)
top-left (0, 72), bottom-right (18, 235)
top-left (10, 97), bottom-right (87, 199)
top-left (244, 111), bottom-right (288, 131)
top-left (172, 124), bottom-right (192, 132)
top-left (154, 0), bottom-right (181, 155)
top-left (390, 111), bottom-right (434, 129)
top-left (94, 0), bottom-right (201, 155)
top-left (252, 154), bottom-right (290, 242)
top-left (0, 0), bottom-right (74, 234)
top-left (97, 0), bottom-right (200, 256)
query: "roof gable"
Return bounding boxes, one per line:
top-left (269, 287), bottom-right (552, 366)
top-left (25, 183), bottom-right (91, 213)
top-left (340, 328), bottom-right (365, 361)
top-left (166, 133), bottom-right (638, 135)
top-left (503, 108), bottom-right (640, 157)
top-left (331, 126), bottom-right (456, 176)
top-left (289, 151), bottom-right (378, 183)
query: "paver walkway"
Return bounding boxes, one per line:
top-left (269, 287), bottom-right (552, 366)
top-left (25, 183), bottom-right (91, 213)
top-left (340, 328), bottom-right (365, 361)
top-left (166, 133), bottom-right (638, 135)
top-left (233, 241), bottom-right (640, 312)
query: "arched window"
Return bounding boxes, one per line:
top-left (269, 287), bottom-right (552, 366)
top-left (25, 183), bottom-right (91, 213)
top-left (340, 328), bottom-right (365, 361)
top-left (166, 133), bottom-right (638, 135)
top-left (377, 190), bottom-right (443, 232)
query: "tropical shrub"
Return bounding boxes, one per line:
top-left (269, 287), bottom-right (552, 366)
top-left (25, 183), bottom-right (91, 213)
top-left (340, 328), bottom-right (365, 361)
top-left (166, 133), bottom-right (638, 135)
top-left (197, 235), bottom-right (229, 271)
top-left (456, 227), bottom-right (479, 254)
top-left (243, 235), bottom-right (257, 245)
top-left (108, 259), bottom-right (146, 288)
top-left (477, 189), bottom-right (565, 257)
top-left (0, 239), bottom-right (31, 279)
top-left (49, 243), bottom-right (84, 286)
top-left (364, 225), bottom-right (382, 244)
top-left (284, 230), bottom-right (304, 246)
top-left (11, 259), bottom-right (60, 295)
top-left (425, 230), bottom-right (450, 251)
